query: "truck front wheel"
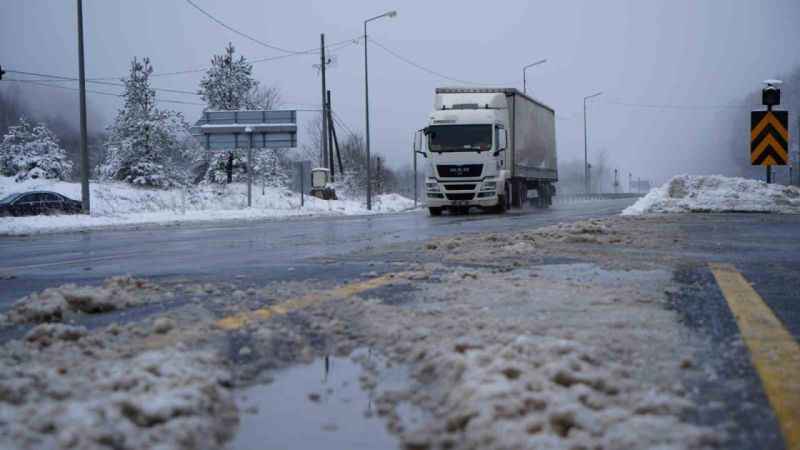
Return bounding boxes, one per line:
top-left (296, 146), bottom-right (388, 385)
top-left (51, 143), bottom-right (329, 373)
top-left (494, 184), bottom-right (509, 214)
top-left (428, 207), bottom-right (443, 216)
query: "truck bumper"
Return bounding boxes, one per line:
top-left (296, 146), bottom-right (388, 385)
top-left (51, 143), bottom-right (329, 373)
top-left (426, 193), bottom-right (499, 208)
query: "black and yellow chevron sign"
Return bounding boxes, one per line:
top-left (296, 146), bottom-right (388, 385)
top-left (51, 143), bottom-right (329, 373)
top-left (751, 110), bottom-right (789, 166)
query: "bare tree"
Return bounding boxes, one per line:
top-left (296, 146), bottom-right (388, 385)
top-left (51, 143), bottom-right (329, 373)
top-left (246, 85), bottom-right (282, 110)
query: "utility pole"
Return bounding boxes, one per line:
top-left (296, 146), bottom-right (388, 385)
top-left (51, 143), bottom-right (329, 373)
top-left (613, 168), bottom-right (619, 194)
top-left (583, 92), bottom-right (602, 194)
top-left (320, 34), bottom-right (328, 170)
top-left (76, 0), bottom-right (90, 213)
top-left (628, 172), bottom-right (632, 193)
top-left (326, 90), bottom-right (335, 181)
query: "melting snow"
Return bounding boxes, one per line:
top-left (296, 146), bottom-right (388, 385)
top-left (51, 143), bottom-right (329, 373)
top-left (622, 175), bottom-right (800, 215)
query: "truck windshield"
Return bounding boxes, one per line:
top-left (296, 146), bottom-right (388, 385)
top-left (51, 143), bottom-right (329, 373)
top-left (428, 125), bottom-right (492, 152)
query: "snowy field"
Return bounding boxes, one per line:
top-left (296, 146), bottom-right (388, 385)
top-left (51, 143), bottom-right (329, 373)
top-left (0, 177), bottom-right (416, 236)
top-left (623, 175), bottom-right (800, 215)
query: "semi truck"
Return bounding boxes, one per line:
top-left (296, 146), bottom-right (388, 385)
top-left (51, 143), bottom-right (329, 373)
top-left (414, 87), bottom-right (557, 215)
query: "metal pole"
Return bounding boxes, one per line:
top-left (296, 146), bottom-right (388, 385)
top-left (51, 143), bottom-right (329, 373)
top-left (766, 103), bottom-right (773, 184)
top-left (320, 34), bottom-right (328, 169)
top-left (523, 70), bottom-right (526, 96)
top-left (247, 133), bottom-right (253, 207)
top-left (522, 59), bottom-right (546, 95)
top-left (364, 21), bottom-right (372, 210)
top-left (583, 97), bottom-right (588, 194)
top-left (583, 92), bottom-right (602, 194)
top-left (76, 0), bottom-right (90, 214)
top-left (413, 148), bottom-right (417, 208)
top-left (299, 162), bottom-right (305, 207)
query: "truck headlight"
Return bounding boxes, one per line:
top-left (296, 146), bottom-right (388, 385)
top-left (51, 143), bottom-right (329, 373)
top-left (481, 180), bottom-right (497, 191)
top-left (426, 182), bottom-right (440, 192)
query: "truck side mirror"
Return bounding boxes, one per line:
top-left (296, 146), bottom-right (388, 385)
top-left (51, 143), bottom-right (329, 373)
top-left (413, 130), bottom-right (427, 158)
top-left (494, 128), bottom-right (507, 156)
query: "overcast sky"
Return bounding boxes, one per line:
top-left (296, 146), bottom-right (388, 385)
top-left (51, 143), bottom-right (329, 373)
top-left (2, 0), bottom-right (799, 183)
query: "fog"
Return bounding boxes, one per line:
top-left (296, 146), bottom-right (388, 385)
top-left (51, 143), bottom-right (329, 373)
top-left (2, 0), bottom-right (799, 184)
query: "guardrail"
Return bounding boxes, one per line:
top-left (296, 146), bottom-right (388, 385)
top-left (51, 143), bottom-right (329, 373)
top-left (553, 193), bottom-right (645, 203)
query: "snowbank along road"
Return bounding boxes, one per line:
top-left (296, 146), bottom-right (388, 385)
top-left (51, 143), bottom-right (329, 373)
top-left (0, 195), bottom-right (799, 450)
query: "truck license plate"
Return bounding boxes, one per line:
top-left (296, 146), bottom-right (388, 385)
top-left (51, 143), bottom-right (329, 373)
top-left (452, 200), bottom-right (470, 206)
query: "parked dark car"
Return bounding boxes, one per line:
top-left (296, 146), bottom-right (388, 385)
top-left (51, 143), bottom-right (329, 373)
top-left (0, 191), bottom-right (82, 217)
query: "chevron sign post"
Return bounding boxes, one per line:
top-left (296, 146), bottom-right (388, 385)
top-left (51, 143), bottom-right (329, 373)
top-left (751, 110), bottom-right (789, 166)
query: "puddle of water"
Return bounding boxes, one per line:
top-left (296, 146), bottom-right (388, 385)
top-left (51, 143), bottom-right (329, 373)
top-left (231, 351), bottom-right (402, 450)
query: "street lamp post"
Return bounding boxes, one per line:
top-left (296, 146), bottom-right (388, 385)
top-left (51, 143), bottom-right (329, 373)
top-left (583, 91), bottom-right (603, 194)
top-left (363, 10), bottom-right (397, 210)
top-left (522, 59), bottom-right (547, 95)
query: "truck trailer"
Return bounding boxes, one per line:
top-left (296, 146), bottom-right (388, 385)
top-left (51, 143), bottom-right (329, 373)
top-left (415, 87), bottom-right (557, 215)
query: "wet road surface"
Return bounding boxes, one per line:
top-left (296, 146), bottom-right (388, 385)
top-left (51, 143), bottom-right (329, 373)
top-left (0, 199), bottom-right (633, 309)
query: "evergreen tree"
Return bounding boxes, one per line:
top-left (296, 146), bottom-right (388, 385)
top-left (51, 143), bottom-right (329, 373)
top-left (100, 57), bottom-right (191, 188)
top-left (198, 43), bottom-right (258, 111)
top-left (0, 117), bottom-right (73, 181)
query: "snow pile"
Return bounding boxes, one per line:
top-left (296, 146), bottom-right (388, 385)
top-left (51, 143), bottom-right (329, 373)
top-left (622, 175), bottom-right (800, 215)
top-left (387, 336), bottom-right (719, 449)
top-left (0, 346), bottom-right (236, 450)
top-left (4, 277), bottom-right (161, 324)
top-left (0, 176), bottom-right (416, 235)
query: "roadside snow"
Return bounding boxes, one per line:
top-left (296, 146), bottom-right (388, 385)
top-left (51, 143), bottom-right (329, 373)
top-left (0, 344), bottom-right (236, 450)
top-left (0, 176), bottom-right (416, 235)
top-left (4, 277), bottom-right (162, 324)
top-left (622, 175), bottom-right (800, 215)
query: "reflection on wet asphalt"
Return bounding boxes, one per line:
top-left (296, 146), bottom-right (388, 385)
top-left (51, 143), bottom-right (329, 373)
top-left (232, 352), bottom-right (403, 450)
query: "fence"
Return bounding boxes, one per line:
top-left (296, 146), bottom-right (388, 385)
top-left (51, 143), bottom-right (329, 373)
top-left (553, 193), bottom-right (645, 203)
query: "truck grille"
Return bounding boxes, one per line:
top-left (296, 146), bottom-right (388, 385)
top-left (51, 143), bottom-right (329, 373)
top-left (444, 184), bottom-right (476, 191)
top-left (445, 193), bottom-right (475, 201)
top-left (437, 164), bottom-right (483, 178)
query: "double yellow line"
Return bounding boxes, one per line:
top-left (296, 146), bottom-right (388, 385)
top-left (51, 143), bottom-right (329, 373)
top-left (215, 271), bottom-right (419, 331)
top-left (710, 263), bottom-right (800, 449)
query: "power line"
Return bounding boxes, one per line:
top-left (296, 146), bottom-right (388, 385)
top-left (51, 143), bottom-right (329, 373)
top-left (185, 0), bottom-right (302, 54)
top-left (3, 78), bottom-right (205, 106)
top-left (6, 69), bottom-right (200, 96)
top-left (368, 38), bottom-right (512, 87)
top-left (332, 111), bottom-right (358, 137)
top-left (57, 36), bottom-right (362, 82)
top-left (601, 100), bottom-right (751, 111)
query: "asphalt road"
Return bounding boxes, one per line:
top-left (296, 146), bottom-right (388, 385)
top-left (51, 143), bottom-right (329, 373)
top-left (0, 199), bottom-right (633, 309)
top-left (1, 199), bottom-right (798, 449)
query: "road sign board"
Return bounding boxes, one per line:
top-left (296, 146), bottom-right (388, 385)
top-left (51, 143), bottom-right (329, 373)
top-left (191, 110), bottom-right (297, 150)
top-left (751, 110), bottom-right (789, 166)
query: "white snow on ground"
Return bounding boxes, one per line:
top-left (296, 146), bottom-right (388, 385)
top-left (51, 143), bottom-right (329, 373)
top-left (0, 176), bottom-right (416, 235)
top-left (0, 343), bottom-right (236, 450)
top-left (3, 277), bottom-right (163, 324)
top-left (622, 175), bottom-right (800, 215)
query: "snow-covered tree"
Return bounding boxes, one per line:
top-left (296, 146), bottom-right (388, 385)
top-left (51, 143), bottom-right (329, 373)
top-left (198, 43), bottom-right (258, 111)
top-left (0, 117), bottom-right (73, 181)
top-left (99, 57), bottom-right (191, 188)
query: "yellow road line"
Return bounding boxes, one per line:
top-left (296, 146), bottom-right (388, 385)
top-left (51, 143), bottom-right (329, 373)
top-left (709, 263), bottom-right (800, 450)
top-left (215, 271), bottom-right (418, 330)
